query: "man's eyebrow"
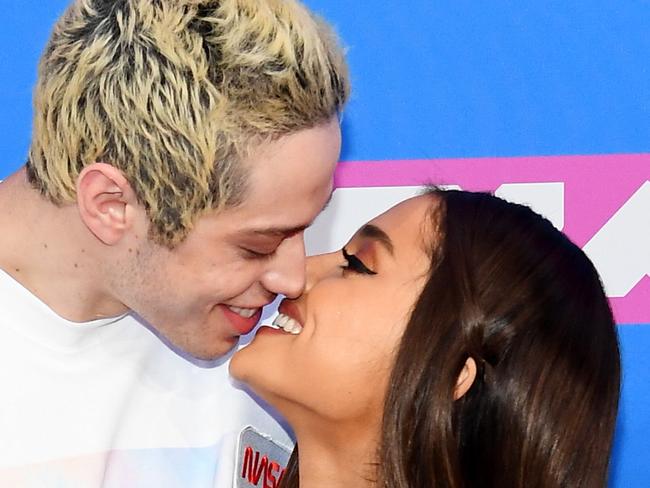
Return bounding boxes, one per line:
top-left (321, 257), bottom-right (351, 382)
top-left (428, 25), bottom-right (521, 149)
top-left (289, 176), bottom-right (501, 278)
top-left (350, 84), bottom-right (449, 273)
top-left (247, 225), bottom-right (308, 238)
top-left (359, 224), bottom-right (394, 255)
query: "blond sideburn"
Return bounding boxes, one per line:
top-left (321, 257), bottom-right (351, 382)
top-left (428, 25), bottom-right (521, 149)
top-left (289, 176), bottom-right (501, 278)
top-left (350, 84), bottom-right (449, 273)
top-left (27, 0), bottom-right (349, 246)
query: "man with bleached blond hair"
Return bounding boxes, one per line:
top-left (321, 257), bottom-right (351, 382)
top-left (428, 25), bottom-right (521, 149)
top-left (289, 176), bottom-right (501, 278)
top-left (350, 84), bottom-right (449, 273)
top-left (0, 0), bottom-right (348, 485)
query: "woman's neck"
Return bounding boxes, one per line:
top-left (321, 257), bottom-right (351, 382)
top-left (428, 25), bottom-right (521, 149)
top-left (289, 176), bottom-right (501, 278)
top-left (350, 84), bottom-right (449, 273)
top-left (294, 423), bottom-right (379, 488)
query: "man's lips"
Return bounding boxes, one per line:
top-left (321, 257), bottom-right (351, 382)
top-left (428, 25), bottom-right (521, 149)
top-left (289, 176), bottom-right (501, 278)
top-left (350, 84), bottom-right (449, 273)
top-left (219, 305), bottom-right (263, 336)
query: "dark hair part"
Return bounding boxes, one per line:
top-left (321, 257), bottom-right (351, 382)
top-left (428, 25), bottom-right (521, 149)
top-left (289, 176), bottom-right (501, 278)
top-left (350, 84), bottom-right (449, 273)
top-left (282, 189), bottom-right (620, 488)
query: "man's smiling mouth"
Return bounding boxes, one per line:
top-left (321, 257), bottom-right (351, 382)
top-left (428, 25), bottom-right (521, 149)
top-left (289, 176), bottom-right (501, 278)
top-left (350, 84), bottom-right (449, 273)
top-left (227, 305), bottom-right (259, 318)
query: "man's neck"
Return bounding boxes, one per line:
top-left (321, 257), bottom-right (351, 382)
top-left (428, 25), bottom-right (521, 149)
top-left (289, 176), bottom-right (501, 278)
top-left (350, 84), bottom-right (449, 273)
top-left (0, 167), bottom-right (128, 322)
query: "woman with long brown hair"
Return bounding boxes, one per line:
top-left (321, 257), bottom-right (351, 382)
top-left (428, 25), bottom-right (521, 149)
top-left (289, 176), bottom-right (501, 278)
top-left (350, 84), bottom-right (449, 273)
top-left (231, 188), bottom-right (620, 488)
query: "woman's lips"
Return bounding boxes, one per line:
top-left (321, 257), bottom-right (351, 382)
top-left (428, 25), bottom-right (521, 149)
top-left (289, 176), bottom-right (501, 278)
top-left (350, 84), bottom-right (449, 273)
top-left (219, 305), bottom-right (263, 335)
top-left (255, 326), bottom-right (287, 337)
top-left (277, 300), bottom-right (304, 326)
top-left (267, 300), bottom-right (304, 334)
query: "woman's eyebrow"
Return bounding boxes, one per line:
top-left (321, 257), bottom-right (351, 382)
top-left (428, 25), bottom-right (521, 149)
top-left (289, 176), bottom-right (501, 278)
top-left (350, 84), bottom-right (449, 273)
top-left (359, 224), bottom-right (394, 255)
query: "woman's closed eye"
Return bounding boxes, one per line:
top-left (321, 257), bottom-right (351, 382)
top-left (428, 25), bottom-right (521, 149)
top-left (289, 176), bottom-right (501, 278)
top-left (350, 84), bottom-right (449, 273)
top-left (341, 248), bottom-right (377, 275)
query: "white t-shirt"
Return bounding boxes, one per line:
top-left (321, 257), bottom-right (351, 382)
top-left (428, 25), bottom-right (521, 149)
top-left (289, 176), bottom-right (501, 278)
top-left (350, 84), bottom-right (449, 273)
top-left (0, 268), bottom-right (292, 487)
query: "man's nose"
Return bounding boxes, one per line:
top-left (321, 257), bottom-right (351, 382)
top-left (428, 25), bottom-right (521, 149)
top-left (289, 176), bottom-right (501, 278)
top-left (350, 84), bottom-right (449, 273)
top-left (304, 250), bottom-right (340, 292)
top-left (261, 233), bottom-right (307, 299)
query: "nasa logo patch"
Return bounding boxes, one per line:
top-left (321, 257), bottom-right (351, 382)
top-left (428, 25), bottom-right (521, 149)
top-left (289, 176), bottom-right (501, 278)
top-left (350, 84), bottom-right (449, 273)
top-left (235, 426), bottom-right (292, 488)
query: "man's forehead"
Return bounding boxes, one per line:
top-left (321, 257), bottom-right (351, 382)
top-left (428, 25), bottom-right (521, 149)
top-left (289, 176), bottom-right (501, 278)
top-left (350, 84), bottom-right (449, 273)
top-left (235, 189), bottom-right (334, 238)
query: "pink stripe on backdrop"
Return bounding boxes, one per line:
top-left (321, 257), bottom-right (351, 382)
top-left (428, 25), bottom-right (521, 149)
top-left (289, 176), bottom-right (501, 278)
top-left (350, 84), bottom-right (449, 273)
top-left (334, 153), bottom-right (650, 324)
top-left (610, 277), bottom-right (650, 325)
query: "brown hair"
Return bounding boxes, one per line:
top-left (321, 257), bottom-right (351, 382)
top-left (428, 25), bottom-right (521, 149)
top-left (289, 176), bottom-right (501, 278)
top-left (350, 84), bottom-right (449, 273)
top-left (27, 0), bottom-right (349, 246)
top-left (282, 188), bottom-right (620, 487)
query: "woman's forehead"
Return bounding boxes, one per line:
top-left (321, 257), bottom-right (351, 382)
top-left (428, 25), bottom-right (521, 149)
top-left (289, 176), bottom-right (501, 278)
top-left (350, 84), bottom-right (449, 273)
top-left (365, 194), bottom-right (438, 255)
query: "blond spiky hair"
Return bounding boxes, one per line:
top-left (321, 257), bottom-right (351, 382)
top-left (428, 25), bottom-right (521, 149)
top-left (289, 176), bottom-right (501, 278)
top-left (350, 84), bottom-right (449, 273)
top-left (27, 0), bottom-right (349, 246)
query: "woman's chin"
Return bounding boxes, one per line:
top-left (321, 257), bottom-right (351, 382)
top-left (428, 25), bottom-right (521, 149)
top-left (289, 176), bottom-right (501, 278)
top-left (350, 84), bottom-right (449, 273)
top-left (230, 326), bottom-right (323, 431)
top-left (229, 341), bottom-right (255, 383)
top-left (232, 325), bottom-right (285, 373)
top-left (231, 339), bottom-right (285, 404)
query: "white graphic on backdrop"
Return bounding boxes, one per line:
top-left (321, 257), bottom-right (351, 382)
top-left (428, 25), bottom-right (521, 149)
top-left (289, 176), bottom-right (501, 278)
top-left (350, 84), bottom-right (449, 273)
top-left (494, 182), bottom-right (564, 230)
top-left (306, 186), bottom-right (422, 255)
top-left (305, 180), bottom-right (650, 306)
top-left (306, 182), bottom-right (564, 256)
top-left (583, 181), bottom-right (650, 298)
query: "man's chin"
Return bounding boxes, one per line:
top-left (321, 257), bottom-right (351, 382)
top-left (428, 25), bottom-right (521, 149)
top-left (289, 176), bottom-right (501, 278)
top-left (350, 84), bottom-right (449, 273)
top-left (155, 328), bottom-right (240, 365)
top-left (174, 335), bottom-right (241, 365)
top-left (190, 338), bottom-right (239, 362)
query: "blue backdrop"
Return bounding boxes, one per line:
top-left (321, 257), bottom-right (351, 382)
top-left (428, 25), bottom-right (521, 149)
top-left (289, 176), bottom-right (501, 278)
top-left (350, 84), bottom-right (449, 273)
top-left (0, 1), bottom-right (648, 485)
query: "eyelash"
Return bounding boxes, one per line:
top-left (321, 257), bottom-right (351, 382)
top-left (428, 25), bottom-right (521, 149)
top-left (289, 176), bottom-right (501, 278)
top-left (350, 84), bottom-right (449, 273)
top-left (341, 248), bottom-right (377, 275)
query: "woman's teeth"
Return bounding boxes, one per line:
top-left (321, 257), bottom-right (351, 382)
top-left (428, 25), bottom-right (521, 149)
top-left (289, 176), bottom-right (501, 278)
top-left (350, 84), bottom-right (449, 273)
top-left (272, 313), bottom-right (303, 335)
top-left (227, 306), bottom-right (257, 319)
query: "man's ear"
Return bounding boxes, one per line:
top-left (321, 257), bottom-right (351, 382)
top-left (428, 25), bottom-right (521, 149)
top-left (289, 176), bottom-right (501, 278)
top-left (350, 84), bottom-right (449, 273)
top-left (77, 163), bottom-right (137, 245)
top-left (453, 357), bottom-right (477, 401)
